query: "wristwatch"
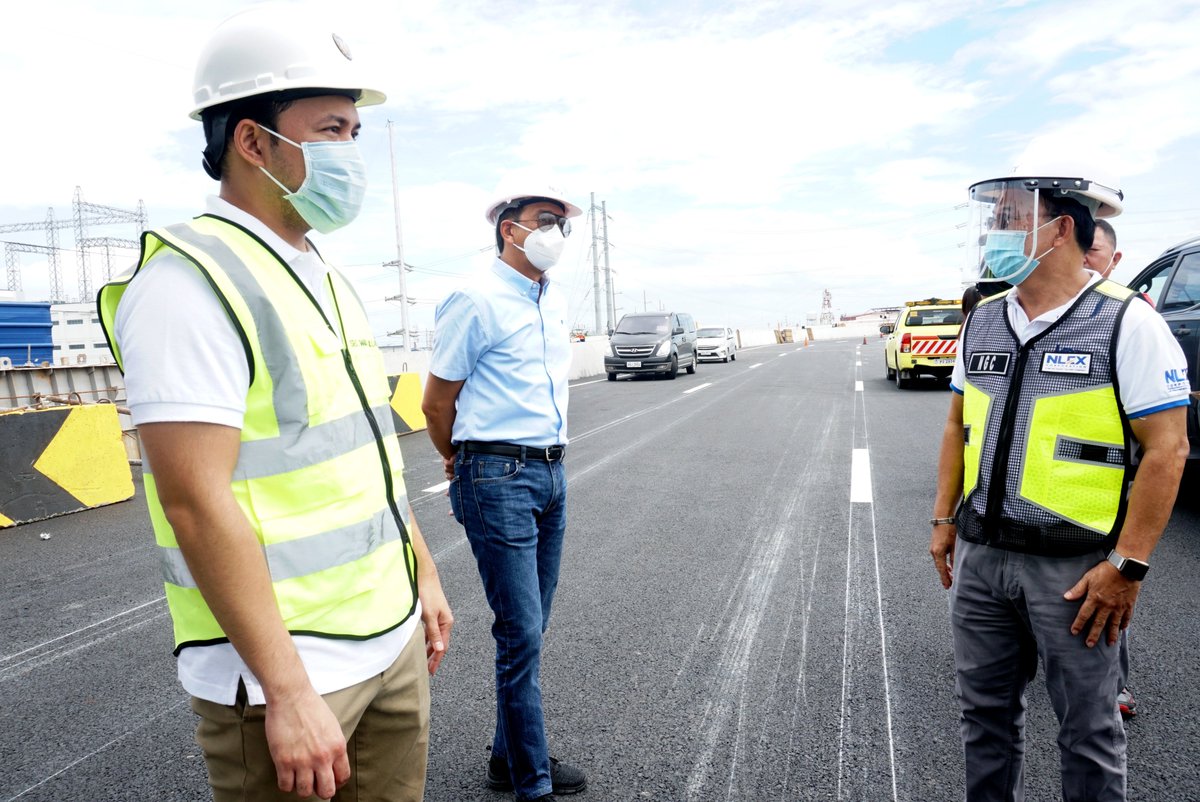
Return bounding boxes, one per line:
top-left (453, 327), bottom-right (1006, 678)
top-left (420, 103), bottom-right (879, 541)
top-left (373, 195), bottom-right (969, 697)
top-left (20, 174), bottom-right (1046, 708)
top-left (1106, 550), bottom-right (1150, 581)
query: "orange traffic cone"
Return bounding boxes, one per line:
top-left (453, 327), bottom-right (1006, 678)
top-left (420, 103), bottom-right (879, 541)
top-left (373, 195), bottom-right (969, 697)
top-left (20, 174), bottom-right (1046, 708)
top-left (862, 335), bottom-right (867, 345)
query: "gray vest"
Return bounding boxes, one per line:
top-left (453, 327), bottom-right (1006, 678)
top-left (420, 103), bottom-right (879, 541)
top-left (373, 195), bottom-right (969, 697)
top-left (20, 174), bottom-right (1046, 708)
top-left (957, 281), bottom-right (1136, 556)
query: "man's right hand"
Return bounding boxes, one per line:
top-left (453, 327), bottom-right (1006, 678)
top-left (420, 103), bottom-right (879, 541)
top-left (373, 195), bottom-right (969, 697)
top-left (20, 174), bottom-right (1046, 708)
top-left (441, 453), bottom-right (456, 482)
top-left (930, 523), bottom-right (956, 589)
top-left (265, 688), bottom-right (350, 800)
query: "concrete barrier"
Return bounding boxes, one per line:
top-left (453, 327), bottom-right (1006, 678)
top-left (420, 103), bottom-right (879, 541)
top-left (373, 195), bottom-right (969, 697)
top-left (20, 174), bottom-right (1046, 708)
top-left (0, 403), bottom-right (134, 528)
top-left (737, 329), bottom-right (781, 348)
top-left (382, 337), bottom-right (613, 386)
top-left (387, 373), bottom-right (427, 434)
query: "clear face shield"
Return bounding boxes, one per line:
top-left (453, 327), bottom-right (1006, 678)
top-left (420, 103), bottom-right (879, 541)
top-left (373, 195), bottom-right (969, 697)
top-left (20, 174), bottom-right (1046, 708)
top-left (966, 178), bottom-right (1063, 287)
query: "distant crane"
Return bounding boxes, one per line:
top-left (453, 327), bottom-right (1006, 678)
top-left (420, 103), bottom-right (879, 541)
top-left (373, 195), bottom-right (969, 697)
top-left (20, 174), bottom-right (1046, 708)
top-left (0, 186), bottom-right (146, 302)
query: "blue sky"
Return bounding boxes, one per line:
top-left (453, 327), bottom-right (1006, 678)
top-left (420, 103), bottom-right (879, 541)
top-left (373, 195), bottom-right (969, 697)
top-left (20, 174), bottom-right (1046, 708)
top-left (3, 0), bottom-right (1200, 344)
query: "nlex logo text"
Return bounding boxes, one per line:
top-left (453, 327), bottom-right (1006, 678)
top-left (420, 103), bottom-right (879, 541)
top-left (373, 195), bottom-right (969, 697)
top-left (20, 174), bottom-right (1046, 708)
top-left (1045, 354), bottom-right (1089, 368)
top-left (1165, 367), bottom-right (1189, 386)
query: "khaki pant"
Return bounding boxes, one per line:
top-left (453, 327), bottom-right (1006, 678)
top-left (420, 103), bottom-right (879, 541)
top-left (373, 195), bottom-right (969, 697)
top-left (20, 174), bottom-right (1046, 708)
top-left (190, 632), bottom-right (430, 802)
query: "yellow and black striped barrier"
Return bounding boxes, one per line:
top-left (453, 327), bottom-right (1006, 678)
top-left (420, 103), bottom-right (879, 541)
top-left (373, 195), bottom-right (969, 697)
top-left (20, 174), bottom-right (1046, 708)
top-left (387, 373), bottom-right (427, 435)
top-left (0, 404), bottom-right (134, 529)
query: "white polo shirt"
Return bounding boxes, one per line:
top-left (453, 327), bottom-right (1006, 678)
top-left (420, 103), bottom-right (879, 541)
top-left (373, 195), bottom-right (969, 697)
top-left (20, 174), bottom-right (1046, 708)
top-left (951, 271), bottom-right (1190, 418)
top-left (114, 196), bottom-right (419, 705)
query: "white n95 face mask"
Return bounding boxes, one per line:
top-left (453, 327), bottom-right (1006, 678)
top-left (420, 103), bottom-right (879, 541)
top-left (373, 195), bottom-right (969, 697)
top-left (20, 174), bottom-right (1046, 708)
top-left (514, 222), bottom-right (567, 270)
top-left (258, 125), bottom-right (368, 234)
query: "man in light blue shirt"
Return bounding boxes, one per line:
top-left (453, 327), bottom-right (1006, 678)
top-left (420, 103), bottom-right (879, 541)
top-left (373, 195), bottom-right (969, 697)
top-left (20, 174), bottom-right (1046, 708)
top-left (423, 185), bottom-right (585, 802)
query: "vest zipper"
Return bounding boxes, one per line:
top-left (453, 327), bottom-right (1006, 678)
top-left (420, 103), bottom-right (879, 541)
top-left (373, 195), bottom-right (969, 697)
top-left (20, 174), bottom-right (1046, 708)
top-left (327, 278), bottom-right (419, 607)
top-left (340, 352), bottom-right (419, 594)
top-left (984, 343), bottom-right (1030, 536)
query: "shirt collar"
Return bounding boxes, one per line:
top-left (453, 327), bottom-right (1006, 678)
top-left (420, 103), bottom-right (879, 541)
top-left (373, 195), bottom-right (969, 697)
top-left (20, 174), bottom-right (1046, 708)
top-left (1006, 270), bottom-right (1103, 324)
top-left (491, 258), bottom-right (549, 302)
top-left (204, 196), bottom-right (311, 265)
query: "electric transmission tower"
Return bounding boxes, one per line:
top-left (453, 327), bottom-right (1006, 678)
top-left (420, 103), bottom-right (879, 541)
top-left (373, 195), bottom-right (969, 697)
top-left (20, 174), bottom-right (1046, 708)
top-left (0, 186), bottom-right (146, 302)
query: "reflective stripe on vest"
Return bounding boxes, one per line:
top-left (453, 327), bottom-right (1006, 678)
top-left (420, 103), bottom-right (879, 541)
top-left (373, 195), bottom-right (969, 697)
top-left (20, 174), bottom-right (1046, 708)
top-left (957, 280), bottom-right (1136, 556)
top-left (98, 215), bottom-right (417, 652)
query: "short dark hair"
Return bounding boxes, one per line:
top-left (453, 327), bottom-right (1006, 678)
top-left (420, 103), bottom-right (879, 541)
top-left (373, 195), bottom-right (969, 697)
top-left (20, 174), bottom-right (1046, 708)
top-left (494, 196), bottom-right (566, 253)
top-left (962, 285), bottom-right (984, 316)
top-left (201, 94), bottom-right (295, 180)
top-left (1041, 194), bottom-right (1094, 252)
top-left (1094, 218), bottom-right (1117, 248)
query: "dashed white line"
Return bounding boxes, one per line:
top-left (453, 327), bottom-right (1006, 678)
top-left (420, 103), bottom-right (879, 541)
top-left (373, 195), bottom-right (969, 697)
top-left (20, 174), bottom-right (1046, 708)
top-left (855, 360), bottom-right (862, 366)
top-left (855, 380), bottom-right (864, 392)
top-left (850, 448), bottom-right (872, 503)
top-left (749, 363), bottom-right (762, 370)
top-left (683, 382), bottom-right (712, 395)
top-left (422, 480), bottom-right (450, 494)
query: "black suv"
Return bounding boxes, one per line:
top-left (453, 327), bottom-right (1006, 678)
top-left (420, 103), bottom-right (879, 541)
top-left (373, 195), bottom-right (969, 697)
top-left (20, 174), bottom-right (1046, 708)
top-left (1128, 235), bottom-right (1200, 456)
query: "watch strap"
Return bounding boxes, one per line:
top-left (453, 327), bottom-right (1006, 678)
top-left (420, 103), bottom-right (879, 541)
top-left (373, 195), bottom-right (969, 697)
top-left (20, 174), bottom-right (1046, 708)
top-left (1107, 550), bottom-right (1149, 581)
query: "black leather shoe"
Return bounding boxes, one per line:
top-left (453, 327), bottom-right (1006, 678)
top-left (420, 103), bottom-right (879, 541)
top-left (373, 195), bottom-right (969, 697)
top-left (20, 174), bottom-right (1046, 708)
top-left (487, 752), bottom-right (587, 795)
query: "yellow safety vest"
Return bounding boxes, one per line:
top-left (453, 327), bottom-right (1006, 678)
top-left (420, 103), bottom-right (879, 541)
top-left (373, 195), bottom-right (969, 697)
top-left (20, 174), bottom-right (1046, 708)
top-left (98, 214), bottom-right (417, 652)
top-left (957, 280), bottom-right (1137, 555)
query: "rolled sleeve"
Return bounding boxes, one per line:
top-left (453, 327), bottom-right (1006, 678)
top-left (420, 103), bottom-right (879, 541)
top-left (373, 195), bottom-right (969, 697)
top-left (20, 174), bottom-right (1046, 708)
top-left (430, 290), bottom-right (489, 381)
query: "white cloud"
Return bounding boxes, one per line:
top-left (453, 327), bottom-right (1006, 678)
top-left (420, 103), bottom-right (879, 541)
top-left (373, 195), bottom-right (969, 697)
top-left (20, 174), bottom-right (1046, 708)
top-left (2, 0), bottom-right (1199, 333)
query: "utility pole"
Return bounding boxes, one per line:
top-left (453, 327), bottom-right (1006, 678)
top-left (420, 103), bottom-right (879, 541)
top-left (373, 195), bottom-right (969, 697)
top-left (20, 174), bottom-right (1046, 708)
top-left (602, 201), bottom-right (615, 332)
top-left (590, 192), bottom-right (601, 334)
top-left (387, 120), bottom-right (410, 351)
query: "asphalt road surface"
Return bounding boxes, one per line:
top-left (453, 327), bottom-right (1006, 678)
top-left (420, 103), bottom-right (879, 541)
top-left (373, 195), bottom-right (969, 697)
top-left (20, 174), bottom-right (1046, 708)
top-left (3, 339), bottom-right (1199, 801)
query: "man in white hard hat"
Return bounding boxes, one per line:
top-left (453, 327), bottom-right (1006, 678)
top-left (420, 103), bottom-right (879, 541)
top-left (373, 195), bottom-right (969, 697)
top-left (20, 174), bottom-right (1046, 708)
top-left (930, 165), bottom-right (1189, 800)
top-left (422, 186), bottom-right (586, 802)
top-left (98, 7), bottom-right (451, 801)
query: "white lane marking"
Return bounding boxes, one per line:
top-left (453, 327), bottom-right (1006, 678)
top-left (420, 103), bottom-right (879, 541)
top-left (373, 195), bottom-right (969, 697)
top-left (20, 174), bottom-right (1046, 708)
top-left (835, 389), bottom-right (899, 802)
top-left (749, 363), bottom-right (762, 370)
top-left (6, 698), bottom-right (190, 800)
top-left (850, 448), bottom-right (872, 503)
top-left (778, 353), bottom-right (788, 358)
top-left (866, 492), bottom-right (900, 801)
top-left (855, 380), bottom-right (864, 392)
top-left (855, 360), bottom-right (861, 366)
top-left (0, 597), bottom-right (165, 666)
top-left (572, 377), bottom-right (608, 387)
top-left (684, 382), bottom-right (712, 395)
top-left (422, 480), bottom-right (450, 494)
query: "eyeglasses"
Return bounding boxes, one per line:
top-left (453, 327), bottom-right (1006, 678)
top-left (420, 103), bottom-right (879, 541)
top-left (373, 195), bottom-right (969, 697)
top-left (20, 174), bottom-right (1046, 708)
top-left (513, 212), bottom-right (572, 237)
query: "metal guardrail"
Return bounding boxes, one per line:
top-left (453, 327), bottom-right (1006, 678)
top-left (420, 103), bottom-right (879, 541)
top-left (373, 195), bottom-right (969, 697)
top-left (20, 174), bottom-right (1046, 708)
top-left (0, 363), bottom-right (125, 411)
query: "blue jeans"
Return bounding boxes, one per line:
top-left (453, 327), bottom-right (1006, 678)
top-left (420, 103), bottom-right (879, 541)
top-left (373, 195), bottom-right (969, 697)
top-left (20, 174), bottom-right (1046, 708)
top-left (949, 538), bottom-right (1128, 802)
top-left (451, 451), bottom-right (567, 802)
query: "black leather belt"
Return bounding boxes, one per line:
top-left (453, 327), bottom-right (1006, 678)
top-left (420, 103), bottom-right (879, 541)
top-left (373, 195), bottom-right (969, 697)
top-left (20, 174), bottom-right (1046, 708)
top-left (459, 441), bottom-right (566, 462)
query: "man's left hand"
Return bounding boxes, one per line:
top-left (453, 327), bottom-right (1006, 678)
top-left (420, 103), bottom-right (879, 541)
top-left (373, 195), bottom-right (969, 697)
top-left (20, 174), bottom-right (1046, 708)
top-left (1064, 561), bottom-right (1140, 648)
top-left (419, 574), bottom-right (454, 675)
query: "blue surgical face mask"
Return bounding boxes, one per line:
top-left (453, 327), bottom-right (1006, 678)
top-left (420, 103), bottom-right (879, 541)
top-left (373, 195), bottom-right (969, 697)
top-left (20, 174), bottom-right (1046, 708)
top-left (258, 125), bottom-right (368, 234)
top-left (982, 217), bottom-right (1061, 286)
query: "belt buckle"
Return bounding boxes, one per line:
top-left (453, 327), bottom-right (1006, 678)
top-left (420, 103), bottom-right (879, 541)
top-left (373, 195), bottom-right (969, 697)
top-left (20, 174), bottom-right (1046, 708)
top-left (546, 445), bottom-right (565, 461)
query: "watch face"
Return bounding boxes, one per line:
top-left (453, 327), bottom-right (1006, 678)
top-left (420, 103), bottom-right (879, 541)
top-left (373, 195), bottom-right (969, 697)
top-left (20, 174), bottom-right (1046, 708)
top-left (1122, 559), bottom-right (1149, 581)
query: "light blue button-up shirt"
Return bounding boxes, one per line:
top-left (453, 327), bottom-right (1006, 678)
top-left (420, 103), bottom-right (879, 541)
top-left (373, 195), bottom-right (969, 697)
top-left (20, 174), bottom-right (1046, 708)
top-left (430, 259), bottom-right (570, 446)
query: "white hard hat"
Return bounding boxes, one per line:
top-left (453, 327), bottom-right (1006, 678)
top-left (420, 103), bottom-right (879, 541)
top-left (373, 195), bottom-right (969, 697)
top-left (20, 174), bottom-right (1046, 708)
top-left (973, 173), bottom-right (1124, 219)
top-left (978, 148), bottom-right (1124, 218)
top-left (484, 183), bottom-right (583, 225)
top-left (189, 4), bottom-right (386, 121)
